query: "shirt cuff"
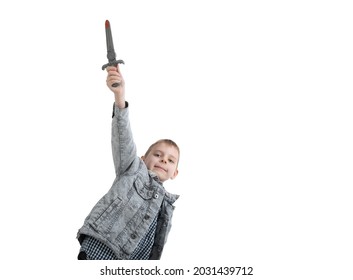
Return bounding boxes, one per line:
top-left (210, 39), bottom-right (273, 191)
top-left (112, 101), bottom-right (129, 118)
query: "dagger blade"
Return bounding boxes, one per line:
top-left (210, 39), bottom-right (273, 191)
top-left (105, 20), bottom-right (116, 63)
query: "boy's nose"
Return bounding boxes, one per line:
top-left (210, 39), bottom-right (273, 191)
top-left (160, 158), bottom-right (167, 164)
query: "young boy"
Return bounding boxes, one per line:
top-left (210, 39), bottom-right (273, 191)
top-left (77, 65), bottom-right (180, 260)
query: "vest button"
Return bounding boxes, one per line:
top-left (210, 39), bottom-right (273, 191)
top-left (144, 214), bottom-right (150, 220)
top-left (131, 233), bottom-right (137, 239)
top-left (154, 194), bottom-right (159, 199)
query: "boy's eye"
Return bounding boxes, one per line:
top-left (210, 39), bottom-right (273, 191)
top-left (168, 159), bottom-right (174, 163)
top-left (154, 153), bottom-right (160, 157)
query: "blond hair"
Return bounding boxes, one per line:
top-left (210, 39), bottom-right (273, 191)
top-left (145, 139), bottom-right (180, 164)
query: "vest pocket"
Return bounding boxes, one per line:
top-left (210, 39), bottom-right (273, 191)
top-left (93, 196), bottom-right (123, 228)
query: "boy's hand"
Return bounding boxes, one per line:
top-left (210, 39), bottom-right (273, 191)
top-left (106, 65), bottom-right (126, 108)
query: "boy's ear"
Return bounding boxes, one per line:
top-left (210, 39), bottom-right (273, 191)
top-left (171, 169), bottom-right (179, 180)
top-left (141, 155), bottom-right (145, 161)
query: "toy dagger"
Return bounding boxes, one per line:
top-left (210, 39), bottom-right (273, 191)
top-left (102, 20), bottom-right (124, 87)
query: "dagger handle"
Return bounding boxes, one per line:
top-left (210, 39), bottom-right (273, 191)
top-left (102, 60), bottom-right (125, 87)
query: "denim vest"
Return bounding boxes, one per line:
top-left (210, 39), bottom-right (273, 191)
top-left (77, 103), bottom-right (179, 260)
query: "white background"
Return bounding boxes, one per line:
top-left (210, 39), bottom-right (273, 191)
top-left (1, 0), bottom-right (352, 279)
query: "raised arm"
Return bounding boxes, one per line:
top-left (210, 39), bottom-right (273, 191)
top-left (106, 66), bottom-right (137, 177)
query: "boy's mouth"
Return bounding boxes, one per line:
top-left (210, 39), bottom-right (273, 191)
top-left (155, 165), bottom-right (167, 172)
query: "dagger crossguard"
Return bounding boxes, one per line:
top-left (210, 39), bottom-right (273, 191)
top-left (102, 59), bottom-right (125, 70)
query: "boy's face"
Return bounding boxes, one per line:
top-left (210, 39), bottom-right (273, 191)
top-left (141, 143), bottom-right (179, 182)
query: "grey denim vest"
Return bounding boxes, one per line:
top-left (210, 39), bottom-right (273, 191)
top-left (77, 103), bottom-right (179, 260)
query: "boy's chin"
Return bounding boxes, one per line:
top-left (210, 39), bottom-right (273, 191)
top-left (153, 170), bottom-right (167, 181)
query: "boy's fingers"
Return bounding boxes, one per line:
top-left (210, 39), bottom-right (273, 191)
top-left (105, 66), bottom-right (117, 72)
top-left (108, 71), bottom-right (121, 80)
top-left (107, 77), bottom-right (122, 83)
top-left (108, 70), bottom-right (119, 75)
top-left (105, 65), bottom-right (123, 87)
top-left (107, 74), bottom-right (123, 84)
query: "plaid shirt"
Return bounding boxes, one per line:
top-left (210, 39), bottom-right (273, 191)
top-left (79, 212), bottom-right (159, 260)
